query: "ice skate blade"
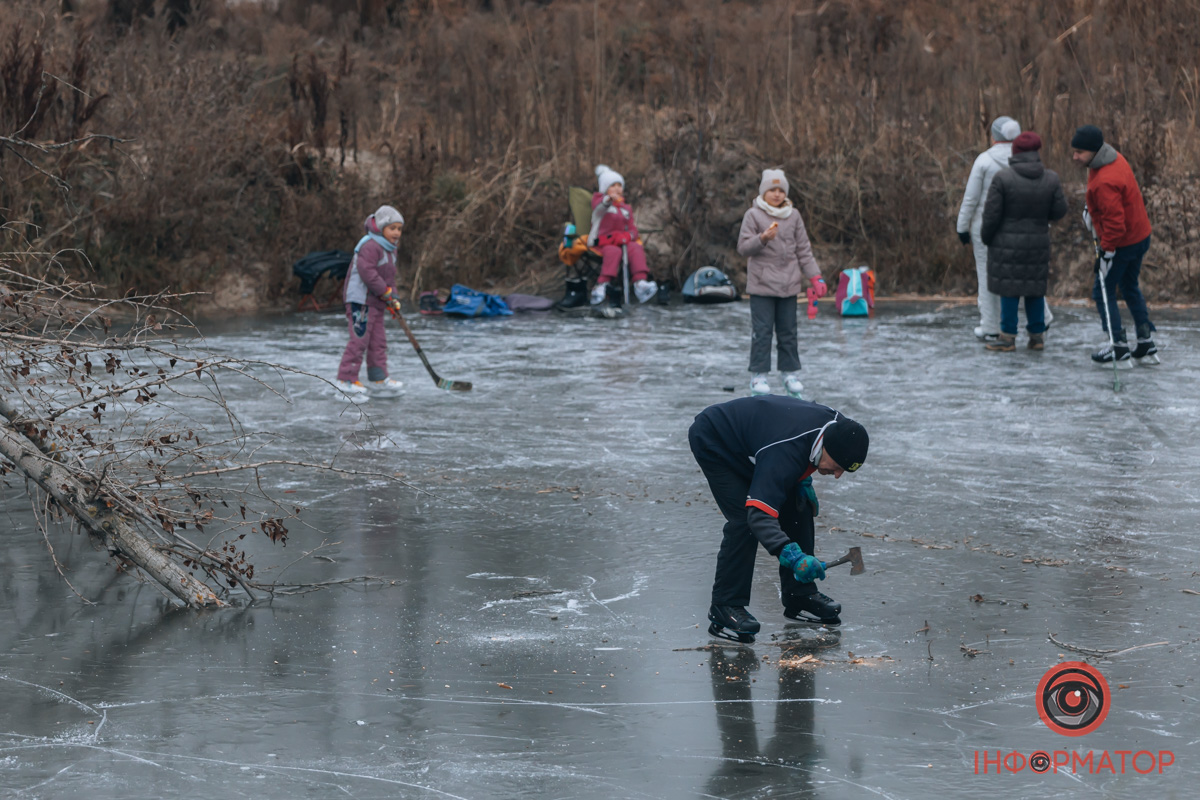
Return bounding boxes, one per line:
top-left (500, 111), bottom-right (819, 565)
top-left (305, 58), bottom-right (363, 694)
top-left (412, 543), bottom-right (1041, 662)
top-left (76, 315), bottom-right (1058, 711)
top-left (708, 622), bottom-right (756, 644)
top-left (1134, 354), bottom-right (1161, 366)
top-left (783, 613), bottom-right (841, 628)
top-left (1093, 359), bottom-right (1133, 370)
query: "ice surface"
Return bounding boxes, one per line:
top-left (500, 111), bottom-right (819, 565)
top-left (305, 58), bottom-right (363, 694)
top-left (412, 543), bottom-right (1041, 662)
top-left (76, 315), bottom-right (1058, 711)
top-left (2, 300), bottom-right (1198, 798)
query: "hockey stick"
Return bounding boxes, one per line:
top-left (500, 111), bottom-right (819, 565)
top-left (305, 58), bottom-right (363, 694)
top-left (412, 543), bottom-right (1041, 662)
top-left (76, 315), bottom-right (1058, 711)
top-left (1095, 251), bottom-right (1120, 393)
top-left (390, 308), bottom-right (473, 391)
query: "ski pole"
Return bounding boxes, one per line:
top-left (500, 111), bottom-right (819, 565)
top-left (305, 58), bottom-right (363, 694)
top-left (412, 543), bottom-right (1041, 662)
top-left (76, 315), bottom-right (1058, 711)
top-left (1094, 243), bottom-right (1120, 393)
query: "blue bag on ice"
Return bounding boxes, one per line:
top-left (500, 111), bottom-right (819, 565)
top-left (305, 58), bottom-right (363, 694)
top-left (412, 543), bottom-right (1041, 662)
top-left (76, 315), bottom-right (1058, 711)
top-left (441, 284), bottom-right (513, 317)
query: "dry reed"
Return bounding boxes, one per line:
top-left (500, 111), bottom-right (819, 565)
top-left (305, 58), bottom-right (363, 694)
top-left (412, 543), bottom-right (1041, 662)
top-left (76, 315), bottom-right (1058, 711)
top-left (3, 0), bottom-right (1198, 307)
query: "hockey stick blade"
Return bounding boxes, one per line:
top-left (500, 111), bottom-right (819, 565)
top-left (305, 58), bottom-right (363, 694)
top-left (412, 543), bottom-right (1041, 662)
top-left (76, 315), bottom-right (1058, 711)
top-left (392, 308), bottom-right (474, 392)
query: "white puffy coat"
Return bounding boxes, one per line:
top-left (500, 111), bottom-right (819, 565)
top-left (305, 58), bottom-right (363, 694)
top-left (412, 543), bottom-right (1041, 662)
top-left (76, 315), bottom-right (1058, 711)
top-left (956, 143), bottom-right (1012, 234)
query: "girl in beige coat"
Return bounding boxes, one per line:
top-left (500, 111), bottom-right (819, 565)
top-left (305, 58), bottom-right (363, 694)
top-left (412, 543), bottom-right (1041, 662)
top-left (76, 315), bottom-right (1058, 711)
top-left (737, 169), bottom-right (826, 397)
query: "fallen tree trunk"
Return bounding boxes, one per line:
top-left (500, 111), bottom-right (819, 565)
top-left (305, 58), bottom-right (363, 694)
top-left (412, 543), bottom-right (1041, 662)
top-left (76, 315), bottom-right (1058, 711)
top-left (0, 397), bottom-right (223, 608)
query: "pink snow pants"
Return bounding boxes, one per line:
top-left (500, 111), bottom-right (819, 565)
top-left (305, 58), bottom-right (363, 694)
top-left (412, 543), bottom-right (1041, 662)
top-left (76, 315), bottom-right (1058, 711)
top-left (337, 303), bottom-right (389, 382)
top-left (597, 242), bottom-right (649, 283)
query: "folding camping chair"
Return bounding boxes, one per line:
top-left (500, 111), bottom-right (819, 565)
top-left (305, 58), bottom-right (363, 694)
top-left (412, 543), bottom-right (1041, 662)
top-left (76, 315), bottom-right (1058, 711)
top-left (557, 186), bottom-right (633, 310)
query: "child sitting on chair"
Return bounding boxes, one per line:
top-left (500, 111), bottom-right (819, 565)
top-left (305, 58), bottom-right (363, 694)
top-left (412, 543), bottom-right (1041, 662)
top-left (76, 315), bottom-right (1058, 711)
top-left (588, 165), bottom-right (657, 305)
top-left (335, 204), bottom-right (406, 401)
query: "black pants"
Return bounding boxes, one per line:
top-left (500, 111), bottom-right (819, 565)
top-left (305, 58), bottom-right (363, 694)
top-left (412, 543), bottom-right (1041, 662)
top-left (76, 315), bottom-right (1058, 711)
top-left (689, 418), bottom-right (815, 608)
top-left (749, 295), bottom-right (801, 374)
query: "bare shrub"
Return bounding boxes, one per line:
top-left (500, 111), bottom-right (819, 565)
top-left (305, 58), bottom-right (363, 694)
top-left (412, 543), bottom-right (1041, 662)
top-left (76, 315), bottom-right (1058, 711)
top-left (6, 0), bottom-right (1200, 304)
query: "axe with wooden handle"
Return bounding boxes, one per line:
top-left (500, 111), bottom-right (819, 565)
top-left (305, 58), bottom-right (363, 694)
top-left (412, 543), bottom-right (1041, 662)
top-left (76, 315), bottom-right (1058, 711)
top-left (822, 546), bottom-right (864, 576)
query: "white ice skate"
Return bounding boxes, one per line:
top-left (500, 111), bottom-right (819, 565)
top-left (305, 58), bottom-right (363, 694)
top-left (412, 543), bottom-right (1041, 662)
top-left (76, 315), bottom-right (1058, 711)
top-left (369, 378), bottom-right (404, 397)
top-left (973, 326), bottom-right (999, 342)
top-left (750, 374), bottom-right (771, 396)
top-left (783, 373), bottom-right (804, 399)
top-left (335, 379), bottom-right (370, 404)
top-left (633, 279), bottom-right (658, 304)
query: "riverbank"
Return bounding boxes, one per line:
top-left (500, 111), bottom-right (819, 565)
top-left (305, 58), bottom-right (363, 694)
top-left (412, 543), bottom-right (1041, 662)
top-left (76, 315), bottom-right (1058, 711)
top-left (6, 0), bottom-right (1200, 319)
top-left (190, 280), bottom-right (1200, 322)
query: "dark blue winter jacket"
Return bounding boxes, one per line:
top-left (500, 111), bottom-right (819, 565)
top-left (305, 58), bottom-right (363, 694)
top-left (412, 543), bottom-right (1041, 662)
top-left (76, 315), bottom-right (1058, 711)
top-left (692, 396), bottom-right (843, 554)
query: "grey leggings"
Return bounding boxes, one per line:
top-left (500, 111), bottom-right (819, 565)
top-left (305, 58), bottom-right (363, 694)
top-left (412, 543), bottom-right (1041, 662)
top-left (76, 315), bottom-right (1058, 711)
top-left (749, 295), bottom-right (800, 373)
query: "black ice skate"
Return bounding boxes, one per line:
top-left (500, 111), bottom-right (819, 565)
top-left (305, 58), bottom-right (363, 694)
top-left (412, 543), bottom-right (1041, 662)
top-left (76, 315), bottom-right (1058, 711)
top-left (1131, 339), bottom-right (1160, 365)
top-left (1130, 324), bottom-right (1160, 365)
top-left (783, 592), bottom-right (842, 626)
top-left (1091, 341), bottom-right (1133, 369)
top-left (707, 604), bottom-right (761, 644)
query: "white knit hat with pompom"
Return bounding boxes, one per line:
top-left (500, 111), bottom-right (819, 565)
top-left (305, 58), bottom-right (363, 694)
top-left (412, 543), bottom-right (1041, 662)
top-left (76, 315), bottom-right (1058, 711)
top-left (595, 164), bottom-right (624, 195)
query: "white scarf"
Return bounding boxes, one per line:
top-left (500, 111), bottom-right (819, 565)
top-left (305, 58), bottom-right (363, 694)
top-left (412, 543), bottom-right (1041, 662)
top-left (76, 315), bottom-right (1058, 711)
top-left (754, 195), bottom-right (794, 219)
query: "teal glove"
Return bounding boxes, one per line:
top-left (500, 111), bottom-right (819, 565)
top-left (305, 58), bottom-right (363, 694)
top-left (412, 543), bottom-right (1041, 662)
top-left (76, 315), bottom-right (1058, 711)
top-left (778, 542), bottom-right (826, 583)
top-left (799, 477), bottom-right (818, 517)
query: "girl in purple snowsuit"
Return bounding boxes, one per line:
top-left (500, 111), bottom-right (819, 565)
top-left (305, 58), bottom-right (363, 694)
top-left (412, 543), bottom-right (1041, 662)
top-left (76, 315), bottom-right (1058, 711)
top-left (335, 205), bottom-right (405, 399)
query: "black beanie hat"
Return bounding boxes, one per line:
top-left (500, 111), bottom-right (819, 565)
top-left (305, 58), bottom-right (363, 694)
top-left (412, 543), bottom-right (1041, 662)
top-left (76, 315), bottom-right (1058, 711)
top-left (1071, 125), bottom-right (1104, 152)
top-left (823, 418), bottom-right (869, 472)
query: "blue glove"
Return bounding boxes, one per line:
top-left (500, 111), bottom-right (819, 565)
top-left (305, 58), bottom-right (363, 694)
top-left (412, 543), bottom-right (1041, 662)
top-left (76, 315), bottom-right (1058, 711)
top-left (779, 542), bottom-right (826, 583)
top-left (799, 477), bottom-right (818, 517)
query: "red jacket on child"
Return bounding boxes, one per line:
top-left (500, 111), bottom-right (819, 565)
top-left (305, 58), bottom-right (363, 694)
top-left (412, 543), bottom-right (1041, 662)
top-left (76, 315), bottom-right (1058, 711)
top-left (590, 193), bottom-right (641, 248)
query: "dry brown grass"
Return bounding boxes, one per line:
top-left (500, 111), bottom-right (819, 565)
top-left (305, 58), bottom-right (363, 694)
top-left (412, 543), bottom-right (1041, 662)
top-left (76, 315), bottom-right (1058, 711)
top-left (3, 0), bottom-right (1199, 308)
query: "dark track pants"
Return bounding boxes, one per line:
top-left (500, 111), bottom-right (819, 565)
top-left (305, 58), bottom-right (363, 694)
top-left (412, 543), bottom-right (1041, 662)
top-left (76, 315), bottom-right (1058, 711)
top-left (689, 418), bottom-right (815, 608)
top-left (749, 295), bottom-right (801, 374)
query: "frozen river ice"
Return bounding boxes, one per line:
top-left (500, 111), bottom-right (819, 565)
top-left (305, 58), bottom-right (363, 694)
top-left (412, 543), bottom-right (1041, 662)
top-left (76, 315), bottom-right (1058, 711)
top-left (2, 298), bottom-right (1199, 799)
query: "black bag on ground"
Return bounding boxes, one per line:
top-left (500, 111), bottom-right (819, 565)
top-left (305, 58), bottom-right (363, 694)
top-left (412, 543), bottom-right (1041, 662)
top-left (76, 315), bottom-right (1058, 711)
top-left (292, 250), bottom-right (353, 296)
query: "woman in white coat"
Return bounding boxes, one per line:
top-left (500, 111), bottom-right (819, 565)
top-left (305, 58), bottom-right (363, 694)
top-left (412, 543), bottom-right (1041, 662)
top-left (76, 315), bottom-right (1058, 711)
top-left (956, 116), bottom-right (1054, 339)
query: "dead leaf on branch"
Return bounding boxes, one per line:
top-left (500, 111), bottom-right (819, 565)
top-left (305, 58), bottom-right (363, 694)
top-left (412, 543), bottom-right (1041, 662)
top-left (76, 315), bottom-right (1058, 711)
top-left (261, 518), bottom-right (288, 545)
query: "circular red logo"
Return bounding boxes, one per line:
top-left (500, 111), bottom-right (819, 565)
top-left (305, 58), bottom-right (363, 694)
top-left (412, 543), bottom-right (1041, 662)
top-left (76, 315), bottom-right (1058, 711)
top-left (1036, 661), bottom-right (1110, 736)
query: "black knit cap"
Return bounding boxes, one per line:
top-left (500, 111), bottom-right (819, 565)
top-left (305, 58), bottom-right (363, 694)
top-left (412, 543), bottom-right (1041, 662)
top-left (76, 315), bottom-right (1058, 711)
top-left (1071, 125), bottom-right (1104, 152)
top-left (823, 418), bottom-right (869, 472)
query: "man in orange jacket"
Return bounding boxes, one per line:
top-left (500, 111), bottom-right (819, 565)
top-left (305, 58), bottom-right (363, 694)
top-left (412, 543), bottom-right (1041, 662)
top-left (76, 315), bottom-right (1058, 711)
top-left (1071, 125), bottom-right (1159, 366)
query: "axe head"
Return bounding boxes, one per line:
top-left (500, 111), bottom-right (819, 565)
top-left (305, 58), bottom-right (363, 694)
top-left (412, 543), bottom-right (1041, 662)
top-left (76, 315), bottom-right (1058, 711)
top-left (848, 546), bottom-right (865, 575)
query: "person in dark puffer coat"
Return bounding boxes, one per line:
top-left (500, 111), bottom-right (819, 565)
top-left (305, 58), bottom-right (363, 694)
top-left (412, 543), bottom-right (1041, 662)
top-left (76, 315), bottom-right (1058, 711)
top-left (980, 132), bottom-right (1068, 351)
